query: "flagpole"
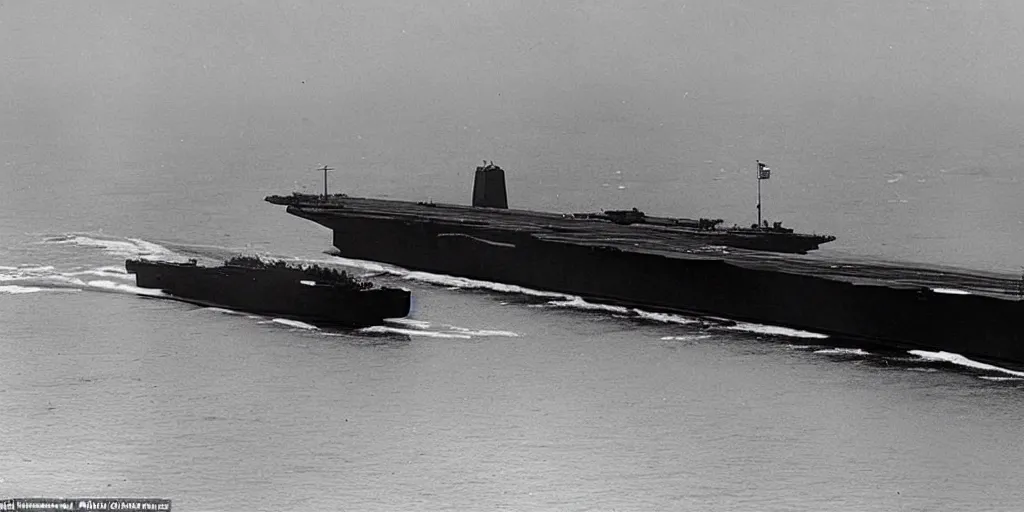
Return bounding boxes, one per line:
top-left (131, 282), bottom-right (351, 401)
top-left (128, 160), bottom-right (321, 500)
top-left (756, 161), bottom-right (762, 228)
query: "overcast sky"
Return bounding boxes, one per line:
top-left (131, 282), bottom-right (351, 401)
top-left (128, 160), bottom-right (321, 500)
top-left (5, 0), bottom-right (1023, 113)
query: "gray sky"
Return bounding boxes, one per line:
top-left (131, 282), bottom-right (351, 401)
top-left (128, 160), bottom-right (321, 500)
top-left (3, 0), bottom-right (1023, 270)
top-left (5, 0), bottom-right (1023, 112)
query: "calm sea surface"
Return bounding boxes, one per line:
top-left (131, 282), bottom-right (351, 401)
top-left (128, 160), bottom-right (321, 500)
top-left (4, 2), bottom-right (1024, 511)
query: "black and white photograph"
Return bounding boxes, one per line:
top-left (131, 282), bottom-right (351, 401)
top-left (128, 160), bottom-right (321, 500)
top-left (2, 1), bottom-right (1023, 510)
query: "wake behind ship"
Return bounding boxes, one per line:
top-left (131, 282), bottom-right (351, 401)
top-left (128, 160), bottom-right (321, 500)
top-left (266, 162), bottom-right (1024, 366)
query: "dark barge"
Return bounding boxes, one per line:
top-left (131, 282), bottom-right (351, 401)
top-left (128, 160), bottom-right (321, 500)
top-left (125, 256), bottom-right (411, 327)
top-left (266, 163), bottom-right (1024, 366)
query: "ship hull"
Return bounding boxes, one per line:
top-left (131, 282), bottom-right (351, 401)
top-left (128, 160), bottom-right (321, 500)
top-left (287, 205), bottom-right (1024, 366)
top-left (126, 259), bottom-right (411, 327)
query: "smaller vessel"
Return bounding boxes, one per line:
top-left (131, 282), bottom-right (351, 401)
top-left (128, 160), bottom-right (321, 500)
top-left (125, 255), bottom-right (411, 327)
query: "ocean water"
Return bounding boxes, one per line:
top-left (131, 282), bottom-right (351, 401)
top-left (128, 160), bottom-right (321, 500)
top-left (3, 233), bottom-right (1024, 512)
top-left (4, 2), bottom-right (1024, 511)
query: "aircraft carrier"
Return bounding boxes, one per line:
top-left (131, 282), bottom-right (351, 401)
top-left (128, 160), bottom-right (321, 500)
top-left (266, 163), bottom-right (1024, 367)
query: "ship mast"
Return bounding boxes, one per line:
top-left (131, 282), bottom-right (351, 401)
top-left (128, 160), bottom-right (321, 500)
top-left (756, 160), bottom-right (771, 228)
top-left (757, 162), bottom-right (761, 228)
top-left (319, 165), bottom-right (334, 198)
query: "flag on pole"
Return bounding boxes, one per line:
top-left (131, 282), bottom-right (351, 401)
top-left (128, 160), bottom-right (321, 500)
top-left (757, 161), bottom-right (771, 180)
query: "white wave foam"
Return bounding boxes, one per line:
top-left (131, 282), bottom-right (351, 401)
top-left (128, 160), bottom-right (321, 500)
top-left (724, 322), bottom-right (829, 339)
top-left (0, 285), bottom-right (45, 294)
top-left (931, 288), bottom-right (971, 295)
top-left (321, 255), bottom-right (572, 298)
top-left (547, 297), bottom-right (629, 314)
top-left (35, 275), bottom-right (87, 288)
top-left (404, 271), bottom-right (570, 298)
top-left (271, 318), bottom-right (319, 330)
top-left (86, 280), bottom-right (166, 297)
top-left (660, 334), bottom-right (712, 341)
top-left (550, 295), bottom-right (802, 331)
top-left (17, 265), bottom-right (55, 272)
top-left (385, 318), bottom-right (518, 337)
top-left (4, 265), bottom-right (136, 291)
top-left (94, 265), bottom-right (128, 274)
top-left (360, 325), bottom-right (472, 339)
top-left (978, 376), bottom-right (1024, 382)
top-left (784, 344), bottom-right (829, 351)
top-left (306, 255), bottom-right (395, 274)
top-left (635, 310), bottom-right (701, 325)
top-left (466, 329), bottom-right (520, 337)
top-left (385, 318), bottom-right (432, 329)
top-left (546, 298), bottom-right (704, 326)
top-left (65, 268), bottom-right (134, 280)
top-left (0, 267), bottom-right (110, 295)
top-left (813, 348), bottom-right (870, 356)
top-left (203, 307), bottom-right (244, 315)
top-left (909, 350), bottom-right (1024, 378)
top-left (446, 326), bottom-right (520, 337)
top-left (1, 266), bottom-right (57, 281)
top-left (45, 235), bottom-right (184, 261)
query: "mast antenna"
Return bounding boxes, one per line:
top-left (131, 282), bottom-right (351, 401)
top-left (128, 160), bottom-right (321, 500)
top-left (318, 165), bottom-right (334, 198)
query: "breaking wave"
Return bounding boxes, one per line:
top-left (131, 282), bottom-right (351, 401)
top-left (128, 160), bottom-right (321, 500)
top-left (194, 308), bottom-right (519, 339)
top-left (402, 271), bottom-right (571, 299)
top-left (203, 307), bottom-right (245, 315)
top-left (723, 322), bottom-right (830, 339)
top-left (636, 310), bottom-right (702, 325)
top-left (0, 234), bottom-right (190, 298)
top-left (793, 345), bottom-right (1024, 381)
top-left (323, 254), bottom-right (571, 299)
top-left (386, 318), bottom-right (433, 329)
top-left (269, 318), bottom-right (319, 330)
top-left (359, 318), bottom-right (520, 339)
top-left (547, 297), bottom-right (629, 314)
top-left (446, 326), bottom-right (520, 337)
top-left (909, 350), bottom-right (1024, 379)
top-left (660, 334), bottom-right (713, 341)
top-left (42, 234), bottom-right (188, 261)
top-left (813, 348), bottom-right (871, 356)
top-left (0, 262), bottom-right (161, 297)
top-left (931, 287), bottom-right (971, 295)
top-left (65, 265), bottom-right (129, 278)
top-left (546, 297), bottom-right (703, 325)
top-left (0, 285), bottom-right (48, 294)
top-left (85, 280), bottom-right (166, 297)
